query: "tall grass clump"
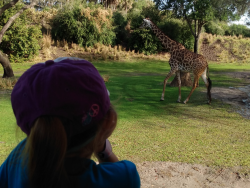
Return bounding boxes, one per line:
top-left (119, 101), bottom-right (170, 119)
top-left (41, 35), bottom-right (53, 49)
top-left (51, 2), bottom-right (115, 47)
top-left (0, 77), bottom-right (18, 89)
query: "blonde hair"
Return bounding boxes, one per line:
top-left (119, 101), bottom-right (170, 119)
top-left (24, 117), bottom-right (69, 188)
top-left (22, 106), bottom-right (117, 188)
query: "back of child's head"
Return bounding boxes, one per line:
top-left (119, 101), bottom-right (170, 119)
top-left (11, 57), bottom-right (112, 188)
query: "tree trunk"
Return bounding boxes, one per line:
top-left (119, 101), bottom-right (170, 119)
top-left (0, 52), bottom-right (14, 78)
top-left (0, 0), bottom-right (19, 16)
top-left (170, 72), bottom-right (193, 87)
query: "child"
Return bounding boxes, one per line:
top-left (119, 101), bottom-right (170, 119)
top-left (0, 57), bottom-right (140, 188)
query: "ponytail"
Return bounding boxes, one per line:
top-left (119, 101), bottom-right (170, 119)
top-left (23, 116), bottom-right (69, 188)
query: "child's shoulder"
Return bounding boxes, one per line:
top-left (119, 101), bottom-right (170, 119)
top-left (3, 138), bottom-right (27, 164)
top-left (79, 160), bottom-right (140, 188)
top-left (97, 160), bottom-right (140, 187)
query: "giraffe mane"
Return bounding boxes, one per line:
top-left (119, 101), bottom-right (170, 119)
top-left (145, 18), bottom-right (185, 49)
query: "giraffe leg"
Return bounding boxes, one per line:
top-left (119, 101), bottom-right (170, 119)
top-left (183, 75), bottom-right (199, 104)
top-left (176, 71), bottom-right (181, 102)
top-left (161, 70), bottom-right (176, 101)
top-left (201, 70), bottom-right (212, 104)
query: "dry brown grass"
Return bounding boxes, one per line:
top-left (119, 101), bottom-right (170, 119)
top-left (41, 35), bottom-right (52, 50)
top-left (42, 48), bottom-right (51, 59)
top-left (200, 33), bottom-right (250, 63)
top-left (38, 35), bottom-right (171, 62)
top-left (41, 35), bottom-right (53, 59)
top-left (102, 75), bottom-right (110, 82)
top-left (0, 77), bottom-right (18, 89)
top-left (101, 50), bottom-right (108, 61)
top-left (56, 40), bottom-right (60, 48)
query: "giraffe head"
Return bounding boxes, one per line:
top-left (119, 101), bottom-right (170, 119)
top-left (139, 18), bottom-right (152, 29)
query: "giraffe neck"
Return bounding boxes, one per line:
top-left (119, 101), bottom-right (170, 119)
top-left (150, 22), bottom-right (183, 52)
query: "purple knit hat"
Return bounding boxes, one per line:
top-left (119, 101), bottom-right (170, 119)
top-left (11, 57), bottom-right (110, 136)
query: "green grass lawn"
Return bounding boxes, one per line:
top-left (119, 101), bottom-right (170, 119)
top-left (1, 60), bottom-right (250, 173)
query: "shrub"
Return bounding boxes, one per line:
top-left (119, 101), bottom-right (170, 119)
top-left (204, 21), bottom-right (225, 36)
top-left (126, 5), bottom-right (164, 54)
top-left (141, 5), bottom-right (162, 24)
top-left (128, 28), bottom-right (162, 55)
top-left (127, 4), bottom-right (162, 30)
top-left (0, 2), bottom-right (42, 63)
top-left (113, 11), bottom-right (128, 44)
top-left (158, 18), bottom-right (194, 50)
top-left (127, 5), bottom-right (194, 53)
top-left (225, 24), bottom-right (250, 38)
top-left (51, 3), bottom-right (115, 47)
top-left (26, 8), bottom-right (58, 35)
top-left (127, 7), bottom-right (143, 30)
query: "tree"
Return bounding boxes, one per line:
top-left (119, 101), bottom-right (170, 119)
top-left (0, 0), bottom-right (37, 78)
top-left (154, 0), bottom-right (250, 54)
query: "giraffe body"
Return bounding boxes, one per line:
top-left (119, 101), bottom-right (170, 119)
top-left (140, 18), bottom-right (212, 104)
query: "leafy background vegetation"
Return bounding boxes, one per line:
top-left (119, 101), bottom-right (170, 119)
top-left (0, 2), bottom-right (42, 63)
top-left (1, 0), bottom-right (250, 62)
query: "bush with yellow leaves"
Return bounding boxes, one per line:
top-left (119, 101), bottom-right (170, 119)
top-left (51, 3), bottom-right (115, 47)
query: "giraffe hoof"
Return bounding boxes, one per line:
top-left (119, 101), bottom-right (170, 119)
top-left (183, 101), bottom-right (187, 104)
top-left (176, 100), bottom-right (181, 103)
top-left (160, 99), bottom-right (164, 101)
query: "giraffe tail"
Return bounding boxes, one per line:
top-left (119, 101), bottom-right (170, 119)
top-left (207, 65), bottom-right (212, 104)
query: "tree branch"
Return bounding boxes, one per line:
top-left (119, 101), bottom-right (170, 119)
top-left (0, 0), bottom-right (19, 16)
top-left (0, 1), bottom-right (36, 44)
top-left (185, 17), bottom-right (195, 37)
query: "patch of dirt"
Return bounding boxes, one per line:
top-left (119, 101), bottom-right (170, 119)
top-left (136, 161), bottom-right (250, 188)
top-left (211, 71), bottom-right (250, 119)
top-left (212, 86), bottom-right (250, 119)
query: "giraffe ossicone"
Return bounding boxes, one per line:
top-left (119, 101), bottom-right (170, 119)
top-left (140, 18), bottom-right (212, 104)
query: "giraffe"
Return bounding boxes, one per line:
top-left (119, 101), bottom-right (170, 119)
top-left (140, 18), bottom-right (212, 104)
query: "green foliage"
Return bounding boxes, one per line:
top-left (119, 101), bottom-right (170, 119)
top-left (204, 21), bottom-right (250, 38)
top-left (226, 24), bottom-right (250, 37)
top-left (155, 0), bottom-right (214, 21)
top-left (128, 28), bottom-right (162, 55)
top-left (127, 7), bottom-right (143, 30)
top-left (127, 4), bottom-right (194, 53)
top-left (211, 0), bottom-right (242, 21)
top-left (0, 2), bottom-right (42, 63)
top-left (131, 0), bottom-right (155, 11)
top-left (113, 11), bottom-right (128, 44)
top-left (128, 4), bottom-right (162, 29)
top-left (51, 3), bottom-right (115, 47)
top-left (127, 5), bottom-right (164, 54)
top-left (159, 18), bottom-right (194, 50)
top-left (155, 0), bottom-right (248, 23)
top-left (204, 21), bottom-right (225, 36)
top-left (141, 5), bottom-right (162, 24)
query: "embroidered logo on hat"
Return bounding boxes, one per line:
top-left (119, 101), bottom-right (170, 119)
top-left (82, 104), bottom-right (100, 126)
